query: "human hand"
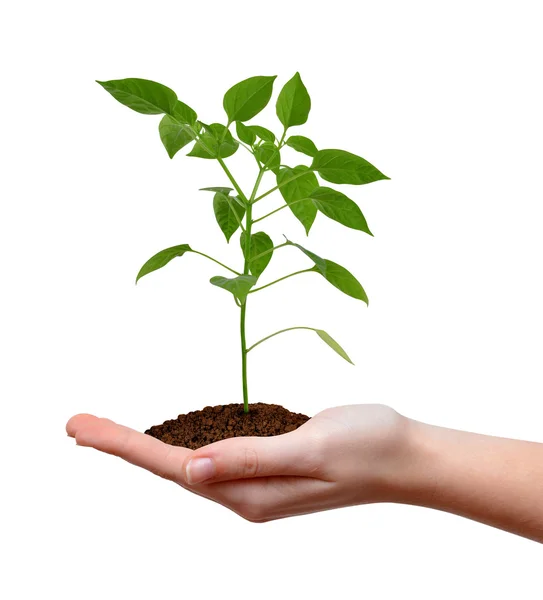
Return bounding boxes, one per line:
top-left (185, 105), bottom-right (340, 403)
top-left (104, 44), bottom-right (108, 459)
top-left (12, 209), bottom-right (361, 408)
top-left (66, 404), bottom-right (411, 522)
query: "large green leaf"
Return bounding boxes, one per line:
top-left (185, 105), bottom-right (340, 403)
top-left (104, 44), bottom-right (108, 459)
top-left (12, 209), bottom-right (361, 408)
top-left (312, 149), bottom-right (389, 185)
top-left (136, 244), bottom-right (192, 283)
top-left (235, 121), bottom-right (256, 145)
top-left (213, 192), bottom-right (245, 242)
top-left (171, 100), bottom-right (197, 125)
top-left (314, 329), bottom-right (354, 364)
top-left (277, 166), bottom-right (318, 234)
top-left (97, 78), bottom-right (178, 115)
top-left (159, 116), bottom-right (193, 158)
top-left (210, 274), bottom-right (257, 303)
top-left (286, 135), bottom-right (318, 157)
top-left (223, 76), bottom-right (277, 123)
top-left (276, 72), bottom-right (311, 128)
top-left (287, 240), bottom-right (368, 303)
top-left (187, 123), bottom-right (239, 159)
top-left (241, 231), bottom-right (274, 278)
top-left (255, 142), bottom-right (280, 171)
top-left (309, 187), bottom-right (372, 235)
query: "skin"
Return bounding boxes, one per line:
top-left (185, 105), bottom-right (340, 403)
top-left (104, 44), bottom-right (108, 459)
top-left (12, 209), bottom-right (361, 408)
top-left (66, 404), bottom-right (543, 543)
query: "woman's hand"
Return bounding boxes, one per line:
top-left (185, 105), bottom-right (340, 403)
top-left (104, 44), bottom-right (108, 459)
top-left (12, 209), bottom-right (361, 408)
top-left (67, 405), bottom-right (543, 542)
top-left (66, 404), bottom-right (411, 522)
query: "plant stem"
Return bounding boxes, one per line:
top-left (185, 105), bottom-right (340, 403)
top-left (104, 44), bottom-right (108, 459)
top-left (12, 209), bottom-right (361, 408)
top-left (218, 157), bottom-right (248, 203)
top-left (248, 268), bottom-right (314, 294)
top-left (252, 198), bottom-right (309, 223)
top-left (239, 167), bottom-right (266, 413)
top-left (248, 242), bottom-right (288, 263)
top-left (191, 250), bottom-right (241, 275)
top-left (247, 326), bottom-right (314, 352)
top-left (252, 169), bottom-right (311, 203)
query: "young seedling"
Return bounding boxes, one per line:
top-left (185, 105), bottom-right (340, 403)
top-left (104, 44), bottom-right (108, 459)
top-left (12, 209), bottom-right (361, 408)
top-left (97, 74), bottom-right (389, 413)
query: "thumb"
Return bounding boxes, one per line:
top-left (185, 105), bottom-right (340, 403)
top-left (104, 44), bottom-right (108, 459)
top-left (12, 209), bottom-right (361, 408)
top-left (182, 429), bottom-right (319, 485)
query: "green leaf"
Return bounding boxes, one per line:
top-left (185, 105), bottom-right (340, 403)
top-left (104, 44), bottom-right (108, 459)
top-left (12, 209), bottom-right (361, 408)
top-left (255, 142), bottom-right (280, 171)
top-left (314, 329), bottom-right (354, 364)
top-left (236, 121), bottom-right (256, 145)
top-left (213, 192), bottom-right (245, 242)
top-left (159, 116), bottom-right (193, 159)
top-left (276, 72), bottom-right (311, 129)
top-left (187, 123), bottom-right (239, 159)
top-left (248, 125), bottom-right (275, 143)
top-left (200, 186), bottom-right (233, 194)
top-left (171, 100), bottom-right (197, 125)
top-left (309, 187), bottom-right (372, 235)
top-left (136, 244), bottom-right (192, 283)
top-left (210, 274), bottom-right (257, 303)
top-left (97, 78), bottom-right (178, 115)
top-left (286, 135), bottom-right (318, 157)
top-left (223, 75), bottom-right (277, 123)
top-left (312, 149), bottom-right (389, 185)
top-left (241, 231), bottom-right (273, 278)
top-left (287, 240), bottom-right (368, 303)
top-left (277, 166), bottom-right (318, 234)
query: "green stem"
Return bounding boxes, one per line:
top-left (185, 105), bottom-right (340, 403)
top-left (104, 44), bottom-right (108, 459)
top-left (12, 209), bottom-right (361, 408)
top-left (248, 268), bottom-right (314, 294)
top-left (253, 169), bottom-right (311, 203)
top-left (247, 326), bottom-right (314, 352)
top-left (253, 198), bottom-right (308, 223)
top-left (248, 242), bottom-right (288, 263)
top-left (239, 167), bottom-right (266, 413)
top-left (218, 157), bottom-right (248, 203)
top-left (191, 251), bottom-right (241, 275)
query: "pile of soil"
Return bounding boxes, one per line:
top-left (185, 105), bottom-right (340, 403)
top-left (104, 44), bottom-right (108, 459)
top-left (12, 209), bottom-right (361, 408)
top-left (145, 402), bottom-right (310, 450)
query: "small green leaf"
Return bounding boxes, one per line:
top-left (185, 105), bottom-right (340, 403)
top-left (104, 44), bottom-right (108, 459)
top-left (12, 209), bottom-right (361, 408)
top-left (97, 78), bottom-right (178, 115)
top-left (276, 72), bottom-right (311, 129)
top-left (213, 192), bottom-right (245, 242)
top-left (136, 244), bottom-right (192, 283)
top-left (159, 116), bottom-right (193, 159)
top-left (187, 123), bottom-right (239, 159)
top-left (200, 186), bottom-right (233, 194)
top-left (287, 240), bottom-right (368, 303)
top-left (286, 135), bottom-right (318, 157)
top-left (277, 166), bottom-right (318, 234)
top-left (315, 329), bottom-right (354, 364)
top-left (223, 76), bottom-right (277, 123)
top-left (309, 187), bottom-right (372, 235)
top-left (210, 274), bottom-right (257, 303)
top-left (241, 231), bottom-right (274, 278)
top-left (235, 121), bottom-right (256, 145)
top-left (248, 125), bottom-right (275, 143)
top-left (312, 149), bottom-right (389, 185)
top-left (255, 142), bottom-right (280, 171)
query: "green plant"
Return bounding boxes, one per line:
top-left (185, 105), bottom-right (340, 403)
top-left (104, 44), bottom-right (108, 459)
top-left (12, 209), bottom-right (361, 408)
top-left (97, 74), bottom-right (389, 413)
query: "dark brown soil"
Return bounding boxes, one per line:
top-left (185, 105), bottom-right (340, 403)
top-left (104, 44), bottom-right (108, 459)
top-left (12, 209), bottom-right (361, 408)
top-left (144, 402), bottom-right (310, 450)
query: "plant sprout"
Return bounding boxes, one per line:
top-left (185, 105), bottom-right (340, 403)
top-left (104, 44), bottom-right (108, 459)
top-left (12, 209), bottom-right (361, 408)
top-left (97, 74), bottom-right (389, 413)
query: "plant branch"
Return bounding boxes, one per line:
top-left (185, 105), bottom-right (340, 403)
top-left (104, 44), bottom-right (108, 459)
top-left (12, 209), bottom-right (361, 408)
top-left (247, 326), bottom-right (314, 352)
top-left (253, 198), bottom-right (309, 223)
top-left (248, 242), bottom-right (288, 263)
top-left (217, 157), bottom-right (248, 203)
top-left (191, 250), bottom-right (241, 275)
top-left (248, 268), bottom-right (314, 294)
top-left (253, 169), bottom-right (312, 203)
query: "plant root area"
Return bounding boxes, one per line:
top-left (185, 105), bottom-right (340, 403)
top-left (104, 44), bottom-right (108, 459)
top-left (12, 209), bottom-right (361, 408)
top-left (145, 403), bottom-right (310, 450)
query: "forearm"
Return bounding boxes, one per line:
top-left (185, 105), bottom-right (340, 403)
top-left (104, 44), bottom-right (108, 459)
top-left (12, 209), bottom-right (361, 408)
top-left (393, 419), bottom-right (543, 543)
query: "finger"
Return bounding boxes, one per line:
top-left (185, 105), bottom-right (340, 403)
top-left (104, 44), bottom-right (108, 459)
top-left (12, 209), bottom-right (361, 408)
top-left (181, 429), bottom-right (322, 485)
top-left (66, 414), bottom-right (192, 482)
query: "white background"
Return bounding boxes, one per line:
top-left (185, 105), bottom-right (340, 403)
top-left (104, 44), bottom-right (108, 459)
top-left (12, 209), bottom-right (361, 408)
top-left (1, 0), bottom-right (542, 597)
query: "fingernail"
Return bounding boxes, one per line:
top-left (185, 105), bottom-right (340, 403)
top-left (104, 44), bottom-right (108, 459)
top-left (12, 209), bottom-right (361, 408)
top-left (186, 458), bottom-right (215, 484)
